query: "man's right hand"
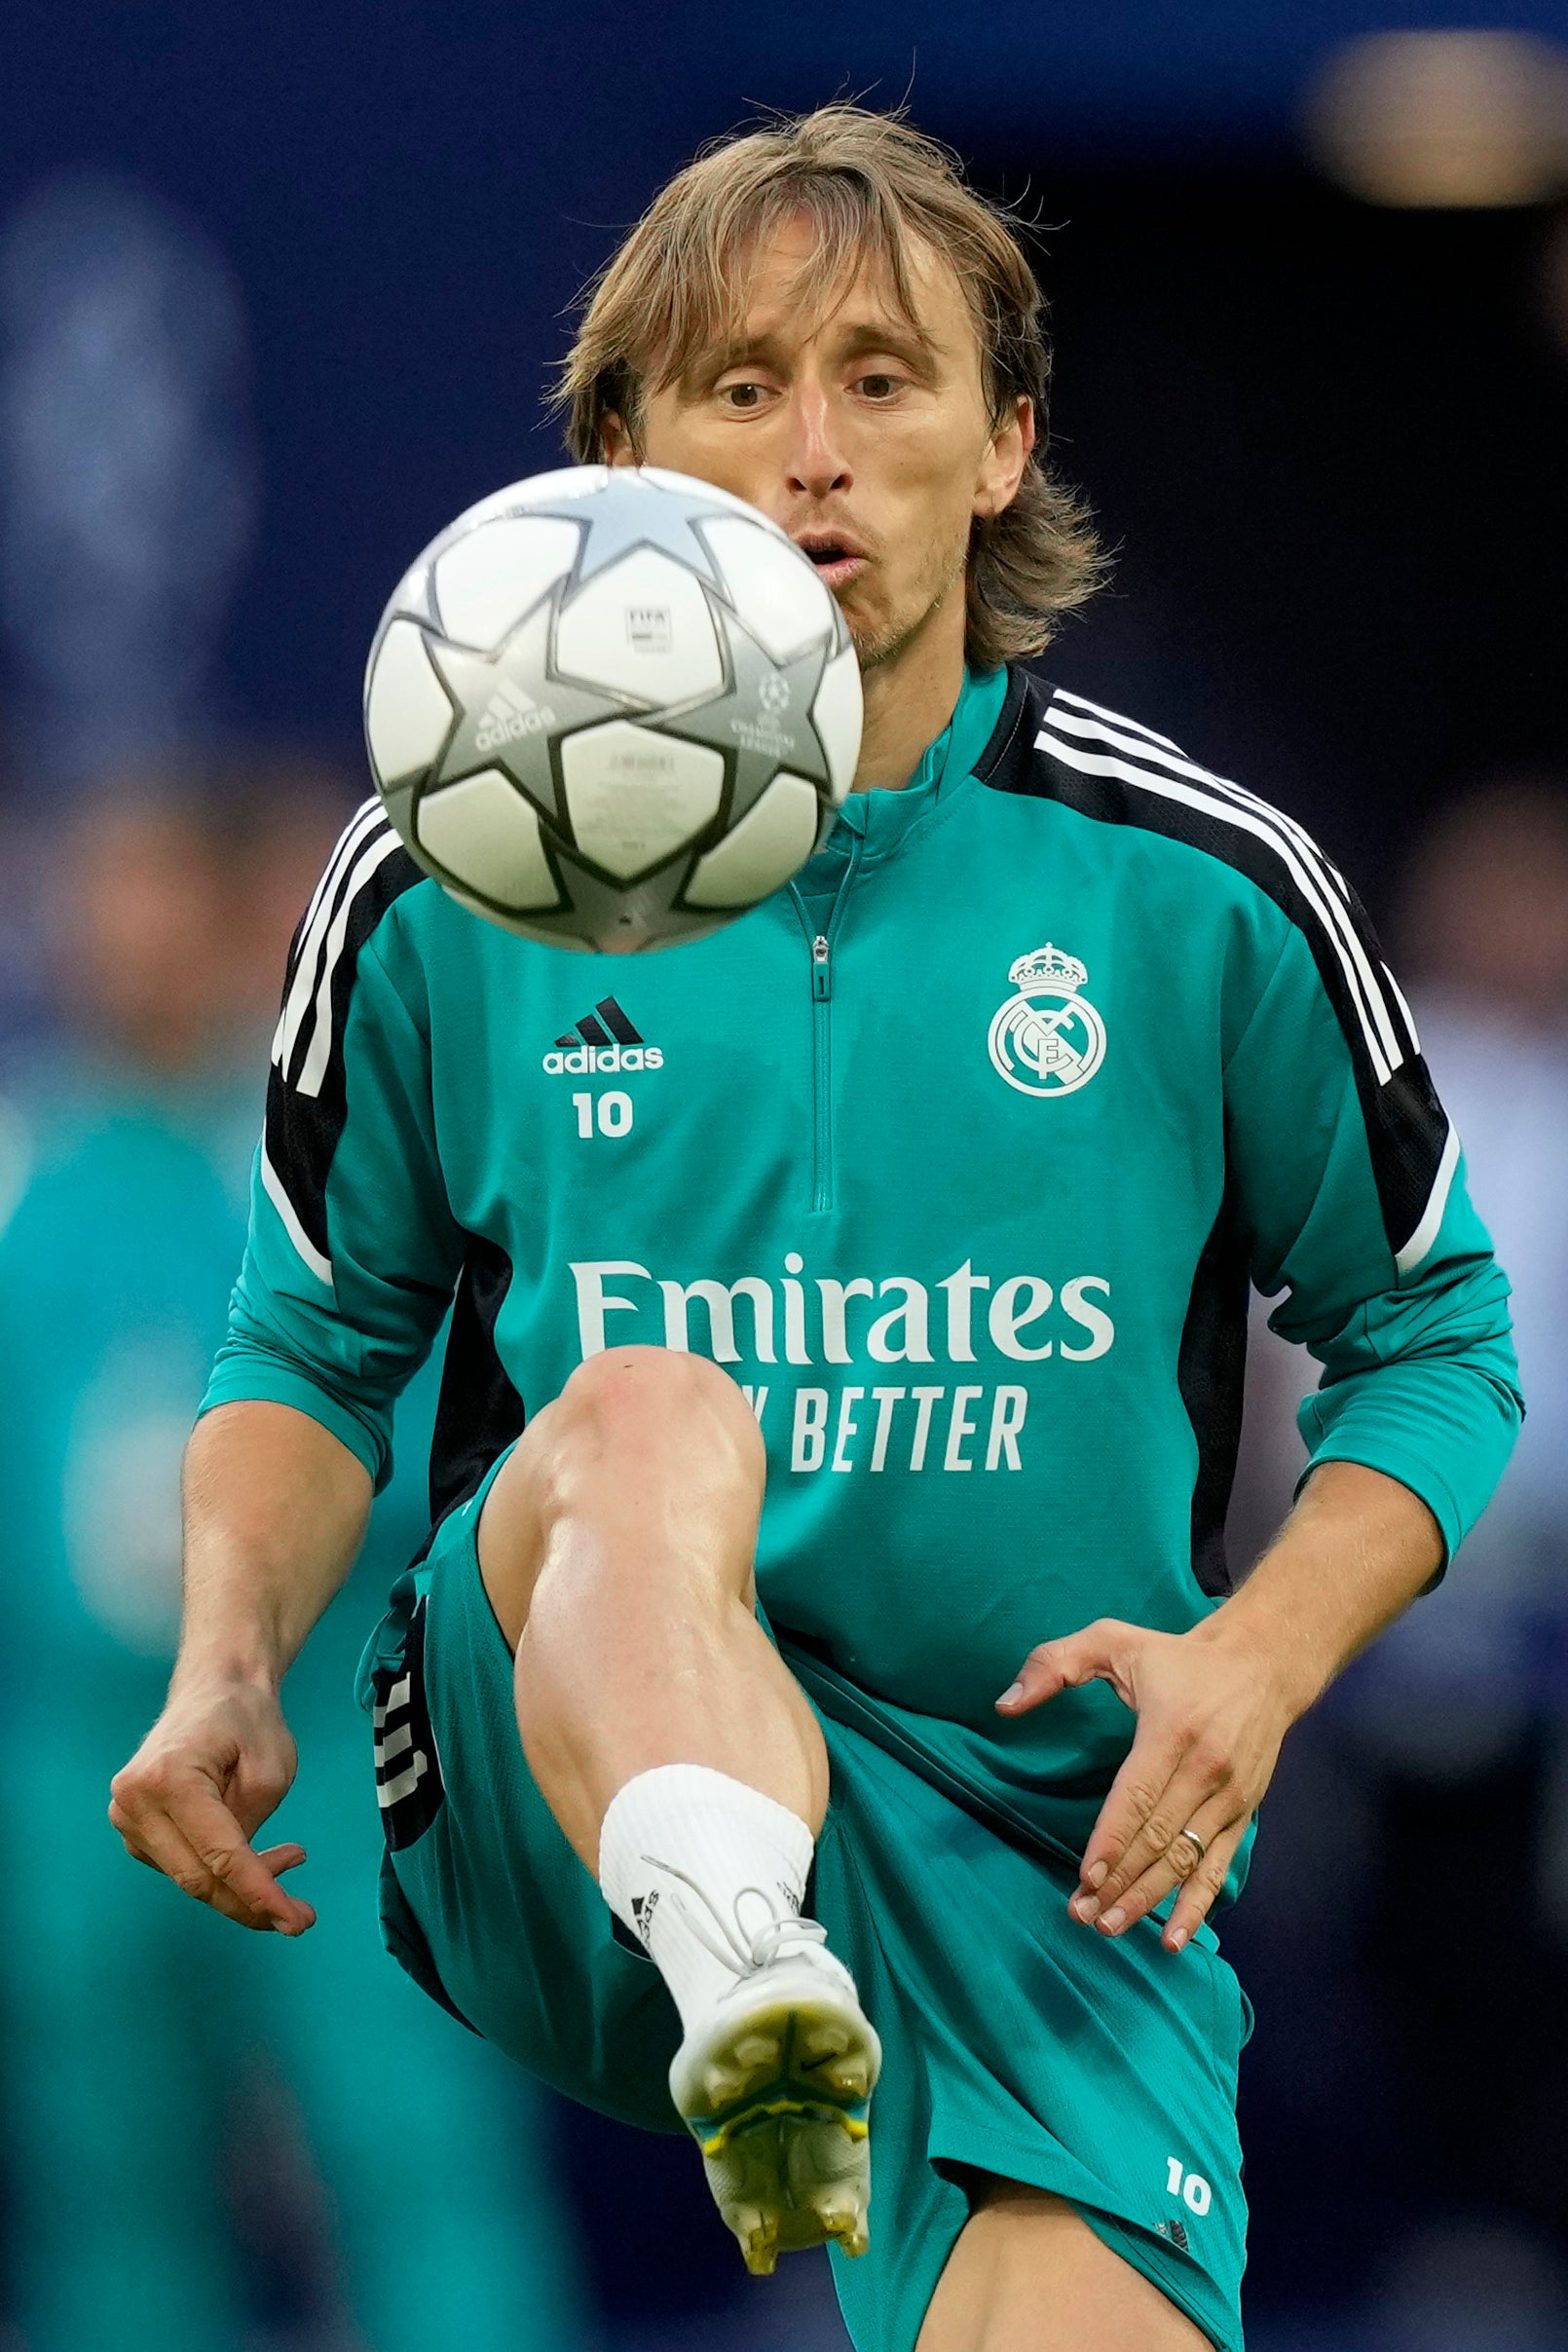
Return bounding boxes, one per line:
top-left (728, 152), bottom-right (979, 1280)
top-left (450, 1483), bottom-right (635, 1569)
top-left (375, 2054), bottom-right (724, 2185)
top-left (109, 1677), bottom-right (317, 1935)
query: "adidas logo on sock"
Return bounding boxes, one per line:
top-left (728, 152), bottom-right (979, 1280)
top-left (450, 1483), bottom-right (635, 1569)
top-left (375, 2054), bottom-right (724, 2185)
top-left (629, 1888), bottom-right (660, 1945)
top-left (542, 996), bottom-right (663, 1074)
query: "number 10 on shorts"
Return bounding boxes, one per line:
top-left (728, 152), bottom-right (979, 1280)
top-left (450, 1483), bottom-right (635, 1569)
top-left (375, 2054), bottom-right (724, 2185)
top-left (1166, 2158), bottom-right (1213, 2216)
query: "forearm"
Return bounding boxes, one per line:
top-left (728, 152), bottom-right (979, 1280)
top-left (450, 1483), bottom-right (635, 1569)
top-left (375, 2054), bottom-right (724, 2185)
top-left (1193, 1458), bottom-right (1443, 1723)
top-left (176, 1399), bottom-right (374, 1695)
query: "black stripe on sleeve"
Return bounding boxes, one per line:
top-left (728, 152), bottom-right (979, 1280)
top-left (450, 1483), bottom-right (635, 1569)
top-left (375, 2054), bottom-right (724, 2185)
top-left (1176, 1179), bottom-right (1251, 1598)
top-left (428, 1234), bottom-right (527, 1525)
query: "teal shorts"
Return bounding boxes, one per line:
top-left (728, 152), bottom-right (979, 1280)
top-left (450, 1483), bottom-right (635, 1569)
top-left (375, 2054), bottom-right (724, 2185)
top-left (362, 1463), bottom-right (1251, 2352)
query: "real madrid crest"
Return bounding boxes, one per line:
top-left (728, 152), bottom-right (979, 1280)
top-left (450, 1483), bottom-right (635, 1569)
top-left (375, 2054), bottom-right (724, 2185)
top-left (988, 944), bottom-right (1106, 1098)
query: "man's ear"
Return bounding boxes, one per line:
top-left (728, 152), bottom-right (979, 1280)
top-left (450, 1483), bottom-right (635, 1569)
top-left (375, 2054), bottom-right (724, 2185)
top-left (974, 396), bottom-right (1035, 520)
top-left (601, 411), bottom-right (637, 467)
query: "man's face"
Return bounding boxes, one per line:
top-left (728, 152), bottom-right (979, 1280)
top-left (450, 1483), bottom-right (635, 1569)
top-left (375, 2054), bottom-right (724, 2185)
top-left (611, 217), bottom-right (1031, 671)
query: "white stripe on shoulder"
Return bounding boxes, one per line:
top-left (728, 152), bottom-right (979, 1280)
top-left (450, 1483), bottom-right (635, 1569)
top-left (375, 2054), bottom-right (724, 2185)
top-left (276, 802), bottom-right (391, 1075)
top-left (1380, 961), bottom-right (1423, 1058)
top-left (297, 795), bottom-right (380, 947)
top-left (1050, 703), bottom-right (1355, 911)
top-left (1035, 728), bottom-right (1400, 1087)
top-left (1051, 687), bottom-right (1182, 754)
top-left (1038, 710), bottom-right (1402, 1082)
top-left (1396, 1120), bottom-right (1459, 1275)
top-left (260, 1144), bottom-right (333, 1285)
top-left (296, 827), bottom-right (405, 1100)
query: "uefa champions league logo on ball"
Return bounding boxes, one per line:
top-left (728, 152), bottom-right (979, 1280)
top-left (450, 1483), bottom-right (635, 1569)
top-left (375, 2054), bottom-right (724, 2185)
top-left (987, 945), bottom-right (1107, 1098)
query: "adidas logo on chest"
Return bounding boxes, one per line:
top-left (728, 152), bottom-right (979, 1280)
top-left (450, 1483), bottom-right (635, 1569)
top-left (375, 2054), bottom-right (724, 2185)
top-left (541, 994), bottom-right (664, 1075)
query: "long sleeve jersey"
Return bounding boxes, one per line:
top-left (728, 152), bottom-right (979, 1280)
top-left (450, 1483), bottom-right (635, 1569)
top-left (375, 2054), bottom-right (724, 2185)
top-left (205, 663), bottom-right (1521, 1887)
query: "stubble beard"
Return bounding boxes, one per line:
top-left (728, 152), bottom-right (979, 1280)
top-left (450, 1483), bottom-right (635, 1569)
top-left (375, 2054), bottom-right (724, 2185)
top-left (843, 534), bottom-right (969, 676)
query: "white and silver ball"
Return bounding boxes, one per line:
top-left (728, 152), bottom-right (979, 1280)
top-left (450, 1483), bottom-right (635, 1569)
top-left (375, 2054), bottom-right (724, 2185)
top-left (363, 465), bottom-right (861, 953)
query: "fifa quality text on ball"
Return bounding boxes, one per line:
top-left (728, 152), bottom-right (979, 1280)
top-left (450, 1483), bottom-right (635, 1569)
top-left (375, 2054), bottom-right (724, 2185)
top-left (363, 466), bottom-right (863, 954)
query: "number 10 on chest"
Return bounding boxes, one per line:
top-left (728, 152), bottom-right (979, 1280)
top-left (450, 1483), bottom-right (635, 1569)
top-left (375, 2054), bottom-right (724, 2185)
top-left (573, 1091), bottom-right (635, 1139)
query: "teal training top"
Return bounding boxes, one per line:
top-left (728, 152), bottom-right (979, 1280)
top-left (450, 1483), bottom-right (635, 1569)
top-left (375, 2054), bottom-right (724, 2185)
top-left (205, 664), bottom-right (1522, 1884)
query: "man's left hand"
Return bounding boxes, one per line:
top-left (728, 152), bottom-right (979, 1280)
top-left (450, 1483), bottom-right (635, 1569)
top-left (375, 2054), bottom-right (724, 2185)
top-left (994, 1617), bottom-right (1294, 1954)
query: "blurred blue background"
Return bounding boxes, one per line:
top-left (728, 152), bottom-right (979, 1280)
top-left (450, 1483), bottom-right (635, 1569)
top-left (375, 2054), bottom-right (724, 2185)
top-left (2, 3), bottom-right (1567, 2346)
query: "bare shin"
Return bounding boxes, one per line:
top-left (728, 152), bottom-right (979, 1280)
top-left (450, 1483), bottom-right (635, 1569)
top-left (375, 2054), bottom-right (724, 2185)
top-left (477, 1347), bottom-right (828, 1870)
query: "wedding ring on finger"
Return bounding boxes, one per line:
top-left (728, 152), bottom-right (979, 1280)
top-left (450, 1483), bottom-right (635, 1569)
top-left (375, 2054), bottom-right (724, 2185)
top-left (1169, 1825), bottom-right (1208, 1878)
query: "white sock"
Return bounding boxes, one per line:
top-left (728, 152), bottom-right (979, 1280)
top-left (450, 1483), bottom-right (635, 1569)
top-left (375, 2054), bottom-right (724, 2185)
top-left (597, 1764), bottom-right (816, 2039)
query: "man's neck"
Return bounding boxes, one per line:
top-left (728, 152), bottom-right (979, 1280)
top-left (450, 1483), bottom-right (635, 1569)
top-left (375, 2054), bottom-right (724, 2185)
top-left (849, 595), bottom-right (967, 794)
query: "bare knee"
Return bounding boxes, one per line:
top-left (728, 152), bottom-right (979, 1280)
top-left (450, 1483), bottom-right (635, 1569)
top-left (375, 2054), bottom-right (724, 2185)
top-left (557, 1343), bottom-right (758, 1426)
top-left (479, 1349), bottom-right (764, 1645)
top-left (552, 1346), bottom-right (765, 1488)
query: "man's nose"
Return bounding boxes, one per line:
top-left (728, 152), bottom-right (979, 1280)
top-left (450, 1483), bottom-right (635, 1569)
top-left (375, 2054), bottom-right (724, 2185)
top-left (784, 389), bottom-right (852, 500)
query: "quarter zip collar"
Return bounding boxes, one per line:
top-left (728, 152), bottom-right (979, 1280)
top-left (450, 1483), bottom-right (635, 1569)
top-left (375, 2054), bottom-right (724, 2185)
top-left (787, 669), bottom-right (1004, 1216)
top-left (797, 664), bottom-right (1009, 907)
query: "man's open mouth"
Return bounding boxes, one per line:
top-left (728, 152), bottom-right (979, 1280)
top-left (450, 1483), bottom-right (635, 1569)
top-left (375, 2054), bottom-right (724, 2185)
top-left (793, 534), bottom-right (868, 589)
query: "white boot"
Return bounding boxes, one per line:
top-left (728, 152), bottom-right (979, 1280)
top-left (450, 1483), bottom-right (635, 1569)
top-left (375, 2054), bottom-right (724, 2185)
top-left (663, 1887), bottom-right (880, 2276)
top-left (598, 1766), bottom-right (880, 2275)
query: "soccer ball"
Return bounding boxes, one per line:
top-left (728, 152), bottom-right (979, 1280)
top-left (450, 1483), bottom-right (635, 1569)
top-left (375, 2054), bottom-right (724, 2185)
top-left (363, 466), bottom-right (862, 953)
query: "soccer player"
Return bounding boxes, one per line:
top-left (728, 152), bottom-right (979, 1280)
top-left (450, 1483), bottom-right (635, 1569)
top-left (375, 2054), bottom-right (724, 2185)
top-left (110, 108), bottom-right (1521, 2352)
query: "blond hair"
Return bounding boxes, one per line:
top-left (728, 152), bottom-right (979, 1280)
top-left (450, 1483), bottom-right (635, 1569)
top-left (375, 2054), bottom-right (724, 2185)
top-left (554, 106), bottom-right (1104, 670)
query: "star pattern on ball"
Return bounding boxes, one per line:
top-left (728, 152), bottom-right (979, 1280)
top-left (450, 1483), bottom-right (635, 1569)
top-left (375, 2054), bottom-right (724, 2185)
top-left (523, 473), bottom-right (737, 589)
top-left (425, 598), bottom-right (639, 822)
top-left (389, 559), bottom-right (437, 626)
top-left (653, 601), bottom-right (833, 825)
top-left (528, 846), bottom-right (729, 954)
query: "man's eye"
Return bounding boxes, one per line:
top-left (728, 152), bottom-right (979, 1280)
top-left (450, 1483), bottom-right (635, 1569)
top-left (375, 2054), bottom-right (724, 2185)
top-left (855, 374), bottom-right (903, 401)
top-left (720, 382), bottom-right (767, 410)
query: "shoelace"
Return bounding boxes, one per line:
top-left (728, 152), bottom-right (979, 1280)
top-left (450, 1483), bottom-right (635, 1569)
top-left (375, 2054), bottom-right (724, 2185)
top-left (639, 1852), bottom-right (829, 1976)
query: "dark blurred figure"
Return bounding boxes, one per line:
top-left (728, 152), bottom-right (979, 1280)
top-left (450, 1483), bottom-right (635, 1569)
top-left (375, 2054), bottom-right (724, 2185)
top-left (1229, 780), bottom-right (1568, 2350)
top-left (0, 764), bottom-right (587, 2352)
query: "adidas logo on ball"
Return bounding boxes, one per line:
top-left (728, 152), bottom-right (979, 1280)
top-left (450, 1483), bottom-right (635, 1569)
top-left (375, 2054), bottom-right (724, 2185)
top-left (542, 996), bottom-right (664, 1075)
top-left (474, 680), bottom-right (557, 754)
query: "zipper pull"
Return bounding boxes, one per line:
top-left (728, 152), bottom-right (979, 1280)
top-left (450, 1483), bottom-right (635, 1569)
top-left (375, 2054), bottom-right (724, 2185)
top-left (811, 933), bottom-right (832, 999)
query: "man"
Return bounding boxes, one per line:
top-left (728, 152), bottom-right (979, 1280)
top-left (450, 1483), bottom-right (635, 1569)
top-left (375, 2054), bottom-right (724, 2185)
top-left (111, 108), bottom-right (1520, 2352)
